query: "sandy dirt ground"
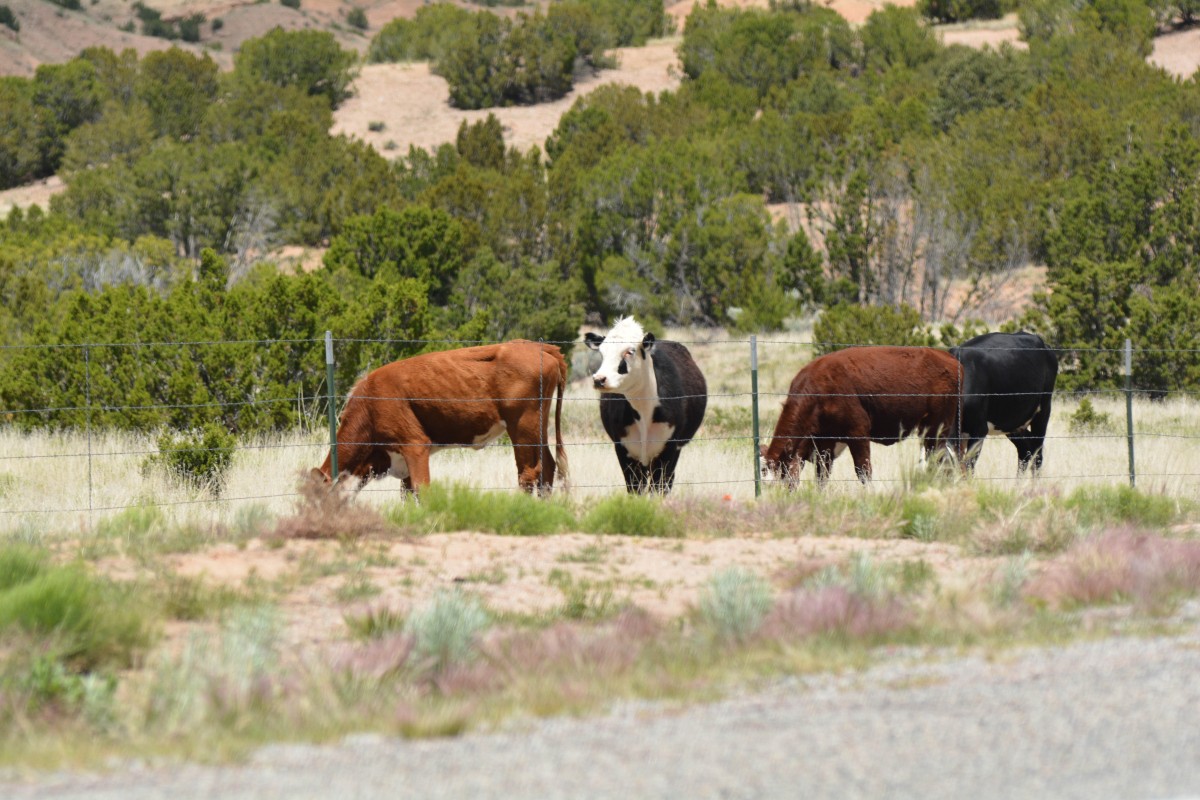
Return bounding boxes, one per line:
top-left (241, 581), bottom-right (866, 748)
top-left (331, 43), bottom-right (683, 156)
top-left (145, 530), bottom-right (1002, 653)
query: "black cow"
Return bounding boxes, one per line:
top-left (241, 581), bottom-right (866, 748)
top-left (950, 331), bottom-right (1058, 474)
top-left (584, 316), bottom-right (707, 494)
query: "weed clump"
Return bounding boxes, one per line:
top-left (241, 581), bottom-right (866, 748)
top-left (582, 495), bottom-right (681, 538)
top-left (404, 589), bottom-right (491, 673)
top-left (1065, 486), bottom-right (1179, 529)
top-left (145, 607), bottom-right (280, 731)
top-left (698, 567), bottom-right (773, 643)
top-left (272, 476), bottom-right (394, 541)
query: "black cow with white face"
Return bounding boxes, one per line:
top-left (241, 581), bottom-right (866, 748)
top-left (950, 331), bottom-right (1058, 474)
top-left (584, 317), bottom-right (707, 494)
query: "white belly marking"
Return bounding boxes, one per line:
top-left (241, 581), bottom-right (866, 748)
top-left (471, 421), bottom-right (507, 450)
top-left (620, 421), bottom-right (675, 466)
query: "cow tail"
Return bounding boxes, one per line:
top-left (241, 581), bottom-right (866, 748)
top-left (555, 353), bottom-right (569, 489)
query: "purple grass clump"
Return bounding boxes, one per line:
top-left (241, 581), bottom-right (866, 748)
top-left (1026, 528), bottom-right (1200, 609)
top-left (760, 585), bottom-right (910, 641)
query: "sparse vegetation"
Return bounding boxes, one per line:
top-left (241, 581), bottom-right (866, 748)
top-left (698, 567), bottom-right (773, 643)
top-left (403, 589), bottom-right (491, 673)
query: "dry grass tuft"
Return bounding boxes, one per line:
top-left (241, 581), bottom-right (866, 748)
top-left (270, 476), bottom-right (396, 541)
top-left (760, 586), bottom-right (910, 641)
top-left (1026, 529), bottom-right (1200, 610)
top-left (482, 607), bottom-right (660, 680)
top-left (330, 634), bottom-right (414, 683)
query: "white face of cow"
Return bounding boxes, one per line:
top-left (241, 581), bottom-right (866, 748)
top-left (584, 316), bottom-right (657, 397)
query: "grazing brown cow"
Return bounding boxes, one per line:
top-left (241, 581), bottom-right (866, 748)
top-left (761, 346), bottom-right (963, 486)
top-left (312, 340), bottom-right (568, 494)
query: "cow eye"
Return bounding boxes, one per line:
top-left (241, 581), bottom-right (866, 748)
top-left (624, 348), bottom-right (635, 359)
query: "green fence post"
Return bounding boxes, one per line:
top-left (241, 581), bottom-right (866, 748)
top-left (751, 335), bottom-right (762, 499)
top-left (325, 330), bottom-right (339, 482)
top-left (1124, 338), bottom-right (1135, 489)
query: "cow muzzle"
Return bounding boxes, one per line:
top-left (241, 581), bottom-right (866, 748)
top-left (592, 375), bottom-right (607, 389)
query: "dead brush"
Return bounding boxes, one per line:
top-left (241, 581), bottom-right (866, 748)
top-left (969, 493), bottom-right (1079, 556)
top-left (269, 475), bottom-right (396, 541)
top-left (1025, 528), bottom-right (1200, 610)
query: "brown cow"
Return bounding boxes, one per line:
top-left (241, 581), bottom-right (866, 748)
top-left (312, 340), bottom-right (568, 494)
top-left (761, 346), bottom-right (963, 486)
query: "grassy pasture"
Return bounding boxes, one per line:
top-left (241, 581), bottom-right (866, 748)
top-left (0, 327), bottom-right (1196, 535)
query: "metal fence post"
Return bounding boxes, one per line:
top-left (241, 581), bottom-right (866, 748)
top-left (1124, 338), bottom-right (1135, 489)
top-left (84, 344), bottom-right (94, 530)
top-left (751, 335), bottom-right (761, 499)
top-left (325, 331), bottom-right (339, 482)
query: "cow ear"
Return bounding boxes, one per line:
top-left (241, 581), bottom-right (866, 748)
top-left (640, 332), bottom-right (656, 357)
top-left (584, 332), bottom-right (604, 351)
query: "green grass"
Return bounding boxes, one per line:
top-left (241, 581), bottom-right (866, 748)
top-left (157, 573), bottom-right (262, 621)
top-left (386, 484), bottom-right (575, 536)
top-left (0, 547), bottom-right (155, 670)
top-left (581, 494), bottom-right (683, 537)
top-left (1066, 485), bottom-right (1182, 529)
top-left (344, 605), bottom-right (406, 640)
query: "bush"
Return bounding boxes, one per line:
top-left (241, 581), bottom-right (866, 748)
top-left (151, 423), bottom-right (236, 493)
top-left (0, 5), bottom-right (19, 31)
top-left (178, 12), bottom-right (205, 42)
top-left (698, 567), bottom-right (773, 643)
top-left (347, 7), bottom-right (368, 29)
top-left (918, 0), bottom-right (1002, 22)
top-left (1067, 397), bottom-right (1114, 433)
top-left (404, 589), bottom-right (491, 673)
top-left (582, 495), bottom-right (682, 537)
top-left (812, 303), bottom-right (935, 356)
top-left (281, 0), bottom-right (300, 8)
top-left (367, 4), bottom-right (477, 64)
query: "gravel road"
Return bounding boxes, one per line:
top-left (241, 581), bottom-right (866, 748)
top-left (6, 619), bottom-right (1200, 800)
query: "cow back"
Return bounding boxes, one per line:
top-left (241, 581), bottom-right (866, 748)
top-left (774, 346), bottom-right (961, 446)
top-left (351, 340), bottom-right (564, 447)
top-left (950, 332), bottom-right (1057, 429)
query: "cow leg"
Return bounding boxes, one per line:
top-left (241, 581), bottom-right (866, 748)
top-left (1012, 397), bottom-right (1053, 475)
top-left (505, 408), bottom-right (556, 494)
top-left (847, 439), bottom-right (871, 484)
top-left (649, 445), bottom-right (683, 495)
top-left (615, 445), bottom-right (651, 494)
top-left (922, 427), bottom-right (959, 476)
top-left (398, 443), bottom-right (432, 493)
top-left (960, 401), bottom-right (988, 473)
top-left (813, 446), bottom-right (835, 486)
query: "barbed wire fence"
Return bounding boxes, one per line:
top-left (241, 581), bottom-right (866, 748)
top-left (1, 333), bottom-right (1199, 527)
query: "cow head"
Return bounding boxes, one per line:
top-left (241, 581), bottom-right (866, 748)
top-left (760, 442), bottom-right (804, 488)
top-left (584, 316), bottom-right (657, 395)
